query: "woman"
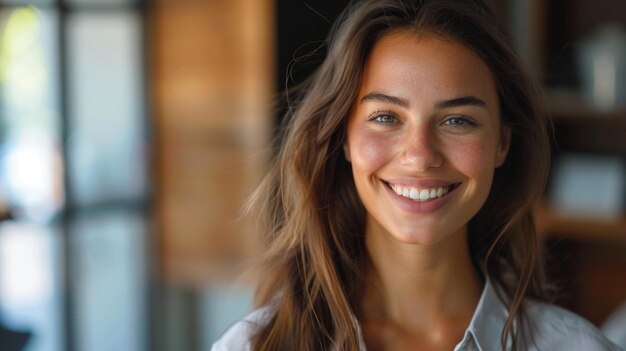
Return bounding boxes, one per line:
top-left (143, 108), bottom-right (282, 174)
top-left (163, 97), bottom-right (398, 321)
top-left (213, 0), bottom-right (622, 350)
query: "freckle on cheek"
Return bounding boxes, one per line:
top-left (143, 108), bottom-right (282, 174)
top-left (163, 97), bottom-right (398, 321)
top-left (452, 142), bottom-right (489, 169)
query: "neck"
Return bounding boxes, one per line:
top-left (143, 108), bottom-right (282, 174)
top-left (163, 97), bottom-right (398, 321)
top-left (361, 222), bottom-right (483, 330)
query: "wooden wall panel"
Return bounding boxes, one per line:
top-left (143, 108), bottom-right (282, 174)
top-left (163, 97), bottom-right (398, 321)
top-left (150, 0), bottom-right (274, 286)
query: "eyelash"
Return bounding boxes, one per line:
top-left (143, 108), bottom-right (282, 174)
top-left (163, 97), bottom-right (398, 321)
top-left (367, 111), bottom-right (478, 129)
top-left (442, 115), bottom-right (477, 127)
top-left (367, 110), bottom-right (399, 126)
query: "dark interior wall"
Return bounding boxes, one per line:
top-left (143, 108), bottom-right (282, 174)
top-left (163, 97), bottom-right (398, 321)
top-left (275, 0), bottom-right (350, 125)
top-left (276, 0), bottom-right (350, 90)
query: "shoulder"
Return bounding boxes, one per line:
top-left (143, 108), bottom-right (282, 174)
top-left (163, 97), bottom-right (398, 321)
top-left (524, 301), bottom-right (624, 351)
top-left (211, 305), bottom-right (275, 351)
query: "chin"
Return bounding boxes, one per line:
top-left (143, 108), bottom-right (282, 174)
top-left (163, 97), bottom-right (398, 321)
top-left (390, 228), bottom-right (449, 246)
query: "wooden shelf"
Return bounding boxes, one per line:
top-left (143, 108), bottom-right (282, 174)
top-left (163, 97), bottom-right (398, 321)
top-left (548, 90), bottom-right (626, 117)
top-left (546, 91), bottom-right (626, 154)
top-left (535, 203), bottom-right (626, 244)
top-left (537, 203), bottom-right (626, 325)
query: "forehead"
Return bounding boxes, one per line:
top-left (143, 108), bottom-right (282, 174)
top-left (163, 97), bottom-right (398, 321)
top-left (358, 31), bottom-right (499, 107)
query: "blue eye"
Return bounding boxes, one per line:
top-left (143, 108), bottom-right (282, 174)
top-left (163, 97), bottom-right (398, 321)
top-left (368, 112), bottom-right (398, 125)
top-left (442, 116), bottom-right (477, 127)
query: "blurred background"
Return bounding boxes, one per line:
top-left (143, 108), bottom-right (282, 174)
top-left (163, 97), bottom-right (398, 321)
top-left (0, 0), bottom-right (624, 350)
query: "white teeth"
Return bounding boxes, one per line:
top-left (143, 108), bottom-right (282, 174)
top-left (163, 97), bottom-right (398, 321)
top-left (393, 184), bottom-right (403, 196)
top-left (389, 183), bottom-right (453, 202)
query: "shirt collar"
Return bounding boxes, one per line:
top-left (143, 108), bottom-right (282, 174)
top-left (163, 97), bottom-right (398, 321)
top-left (463, 277), bottom-right (511, 351)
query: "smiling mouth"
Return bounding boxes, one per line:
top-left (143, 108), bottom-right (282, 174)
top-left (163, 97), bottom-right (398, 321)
top-left (386, 182), bottom-right (459, 202)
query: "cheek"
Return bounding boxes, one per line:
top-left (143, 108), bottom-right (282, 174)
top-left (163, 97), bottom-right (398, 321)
top-left (447, 138), bottom-right (497, 178)
top-left (349, 130), bottom-right (393, 174)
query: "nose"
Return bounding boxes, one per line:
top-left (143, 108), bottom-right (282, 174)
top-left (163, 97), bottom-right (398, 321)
top-left (399, 124), bottom-right (443, 170)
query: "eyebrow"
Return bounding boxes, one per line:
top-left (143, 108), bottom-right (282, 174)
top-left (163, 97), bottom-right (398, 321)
top-left (435, 96), bottom-right (487, 109)
top-left (360, 92), bottom-right (487, 110)
top-left (360, 92), bottom-right (410, 107)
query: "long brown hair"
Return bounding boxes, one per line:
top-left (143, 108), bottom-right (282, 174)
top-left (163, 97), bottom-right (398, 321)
top-left (248, 1), bottom-right (551, 350)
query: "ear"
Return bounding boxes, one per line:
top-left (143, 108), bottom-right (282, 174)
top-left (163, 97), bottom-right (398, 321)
top-left (495, 125), bottom-right (511, 168)
top-left (343, 141), bottom-right (351, 162)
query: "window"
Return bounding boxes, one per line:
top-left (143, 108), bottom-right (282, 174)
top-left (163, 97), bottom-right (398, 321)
top-left (0, 1), bottom-right (150, 350)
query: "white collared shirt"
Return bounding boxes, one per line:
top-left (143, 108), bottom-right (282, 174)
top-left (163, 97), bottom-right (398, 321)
top-left (212, 279), bottom-right (623, 350)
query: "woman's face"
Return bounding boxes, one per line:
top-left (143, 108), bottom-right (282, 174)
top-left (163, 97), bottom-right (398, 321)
top-left (344, 31), bottom-right (509, 246)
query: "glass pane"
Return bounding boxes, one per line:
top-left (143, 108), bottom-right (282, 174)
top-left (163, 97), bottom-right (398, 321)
top-left (0, 7), bottom-right (63, 223)
top-left (200, 284), bottom-right (253, 347)
top-left (71, 209), bottom-right (147, 351)
top-left (0, 1), bottom-right (53, 5)
top-left (0, 222), bottom-right (63, 351)
top-left (66, 12), bottom-right (146, 206)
